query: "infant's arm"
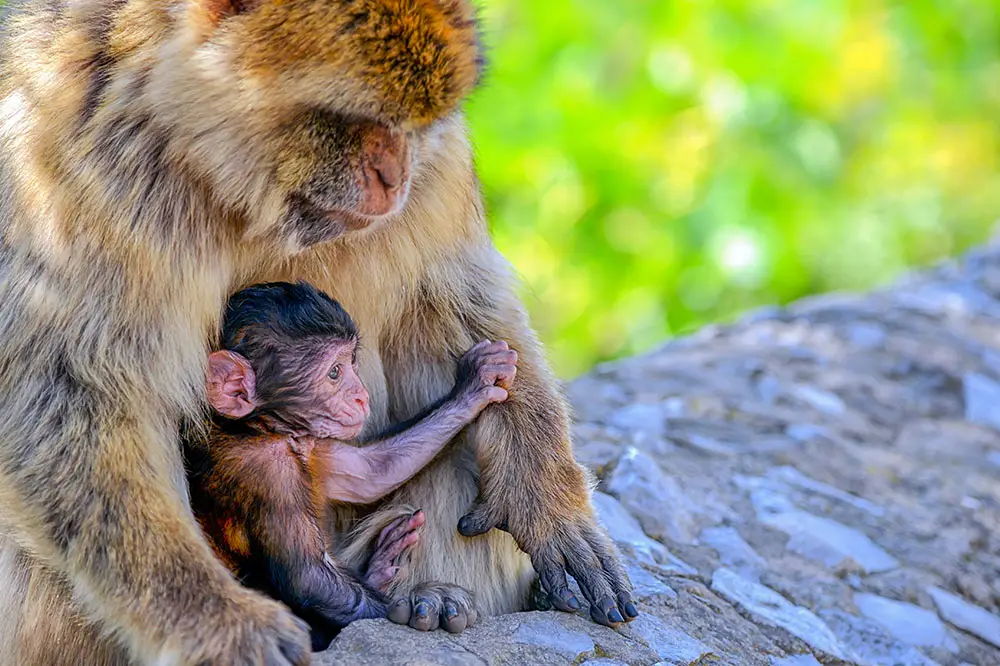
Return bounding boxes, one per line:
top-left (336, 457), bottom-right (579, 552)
top-left (317, 340), bottom-right (517, 504)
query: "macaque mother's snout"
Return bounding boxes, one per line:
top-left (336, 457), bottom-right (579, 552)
top-left (355, 123), bottom-right (410, 218)
top-left (279, 119), bottom-right (414, 248)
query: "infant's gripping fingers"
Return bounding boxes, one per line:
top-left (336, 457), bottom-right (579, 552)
top-left (476, 361), bottom-right (517, 391)
top-left (461, 340), bottom-right (516, 370)
top-left (470, 348), bottom-right (518, 401)
top-left (366, 512), bottom-right (424, 592)
top-left (376, 511), bottom-right (425, 549)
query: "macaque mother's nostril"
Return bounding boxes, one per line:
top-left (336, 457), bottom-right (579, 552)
top-left (355, 124), bottom-right (410, 217)
top-left (371, 155), bottom-right (403, 190)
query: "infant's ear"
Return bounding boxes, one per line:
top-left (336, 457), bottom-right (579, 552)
top-left (206, 350), bottom-right (257, 419)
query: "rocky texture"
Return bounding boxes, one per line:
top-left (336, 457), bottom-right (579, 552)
top-left (928, 587), bottom-right (1000, 649)
top-left (853, 593), bottom-right (958, 653)
top-left (711, 568), bottom-right (846, 659)
top-left (318, 245), bottom-right (1000, 664)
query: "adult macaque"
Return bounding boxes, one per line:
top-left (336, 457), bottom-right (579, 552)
top-left (0, 0), bottom-right (634, 663)
top-left (190, 281), bottom-right (511, 646)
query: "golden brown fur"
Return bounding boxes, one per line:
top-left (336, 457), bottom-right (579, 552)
top-left (0, 1), bottom-right (631, 664)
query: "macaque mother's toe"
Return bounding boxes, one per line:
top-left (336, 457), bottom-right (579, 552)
top-left (388, 583), bottom-right (477, 634)
top-left (387, 598), bottom-right (411, 625)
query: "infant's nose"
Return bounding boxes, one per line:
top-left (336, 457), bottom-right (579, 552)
top-left (355, 391), bottom-right (369, 415)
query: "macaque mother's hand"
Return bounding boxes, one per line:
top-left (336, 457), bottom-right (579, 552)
top-left (459, 494), bottom-right (637, 628)
top-left (454, 340), bottom-right (518, 411)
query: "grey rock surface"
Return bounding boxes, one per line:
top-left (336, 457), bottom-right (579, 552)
top-left (592, 490), bottom-right (697, 575)
top-left (711, 568), bottom-right (846, 659)
top-left (770, 655), bottom-right (823, 666)
top-left (606, 447), bottom-right (702, 544)
top-left (700, 526), bottom-right (768, 582)
top-left (318, 246), bottom-right (1000, 664)
top-left (929, 586), bottom-right (1000, 649)
top-left (820, 609), bottom-right (941, 666)
top-left (626, 562), bottom-right (678, 602)
top-left (625, 614), bottom-right (713, 663)
top-left (751, 488), bottom-right (899, 574)
top-left (510, 617), bottom-right (595, 659)
top-left (854, 593), bottom-right (958, 653)
top-left (963, 373), bottom-right (1000, 431)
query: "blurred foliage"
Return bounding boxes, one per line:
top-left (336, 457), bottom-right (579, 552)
top-left (466, 0), bottom-right (1000, 378)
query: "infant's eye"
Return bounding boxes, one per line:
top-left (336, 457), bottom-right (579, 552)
top-left (328, 364), bottom-right (341, 381)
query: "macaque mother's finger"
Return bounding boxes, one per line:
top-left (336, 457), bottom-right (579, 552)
top-left (561, 530), bottom-right (626, 627)
top-left (531, 545), bottom-right (581, 613)
top-left (582, 523), bottom-right (638, 621)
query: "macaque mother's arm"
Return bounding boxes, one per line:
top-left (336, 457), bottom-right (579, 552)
top-left (429, 246), bottom-right (636, 628)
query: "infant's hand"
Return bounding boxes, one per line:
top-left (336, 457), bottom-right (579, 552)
top-left (454, 340), bottom-right (518, 412)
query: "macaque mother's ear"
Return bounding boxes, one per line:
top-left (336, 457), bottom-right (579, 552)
top-left (206, 350), bottom-right (258, 419)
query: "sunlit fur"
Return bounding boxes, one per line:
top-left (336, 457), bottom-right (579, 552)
top-left (0, 0), bottom-right (623, 664)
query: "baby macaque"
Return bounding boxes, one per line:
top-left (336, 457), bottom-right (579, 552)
top-left (187, 281), bottom-right (517, 649)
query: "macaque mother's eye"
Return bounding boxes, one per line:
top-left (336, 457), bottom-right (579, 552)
top-left (329, 364), bottom-right (342, 381)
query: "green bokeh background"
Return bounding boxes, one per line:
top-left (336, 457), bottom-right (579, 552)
top-left (466, 0), bottom-right (1000, 378)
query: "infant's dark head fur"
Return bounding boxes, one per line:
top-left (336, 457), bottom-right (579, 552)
top-left (220, 281), bottom-right (358, 413)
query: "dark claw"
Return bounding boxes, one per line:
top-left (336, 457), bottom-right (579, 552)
top-left (442, 601), bottom-right (466, 634)
top-left (538, 560), bottom-right (580, 613)
top-left (457, 513), bottom-right (493, 537)
top-left (590, 597), bottom-right (624, 626)
top-left (456, 515), bottom-right (475, 536)
top-left (623, 600), bottom-right (638, 620)
top-left (547, 590), bottom-right (572, 612)
top-left (411, 599), bottom-right (438, 632)
top-left (550, 587), bottom-right (579, 611)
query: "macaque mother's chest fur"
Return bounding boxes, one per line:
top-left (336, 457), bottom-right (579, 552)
top-left (240, 233), bottom-right (536, 615)
top-left (248, 238), bottom-right (465, 435)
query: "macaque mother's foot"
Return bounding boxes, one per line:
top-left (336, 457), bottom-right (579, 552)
top-left (387, 583), bottom-right (478, 634)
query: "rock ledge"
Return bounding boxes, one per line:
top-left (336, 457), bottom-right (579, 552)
top-left (320, 245), bottom-right (1000, 666)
